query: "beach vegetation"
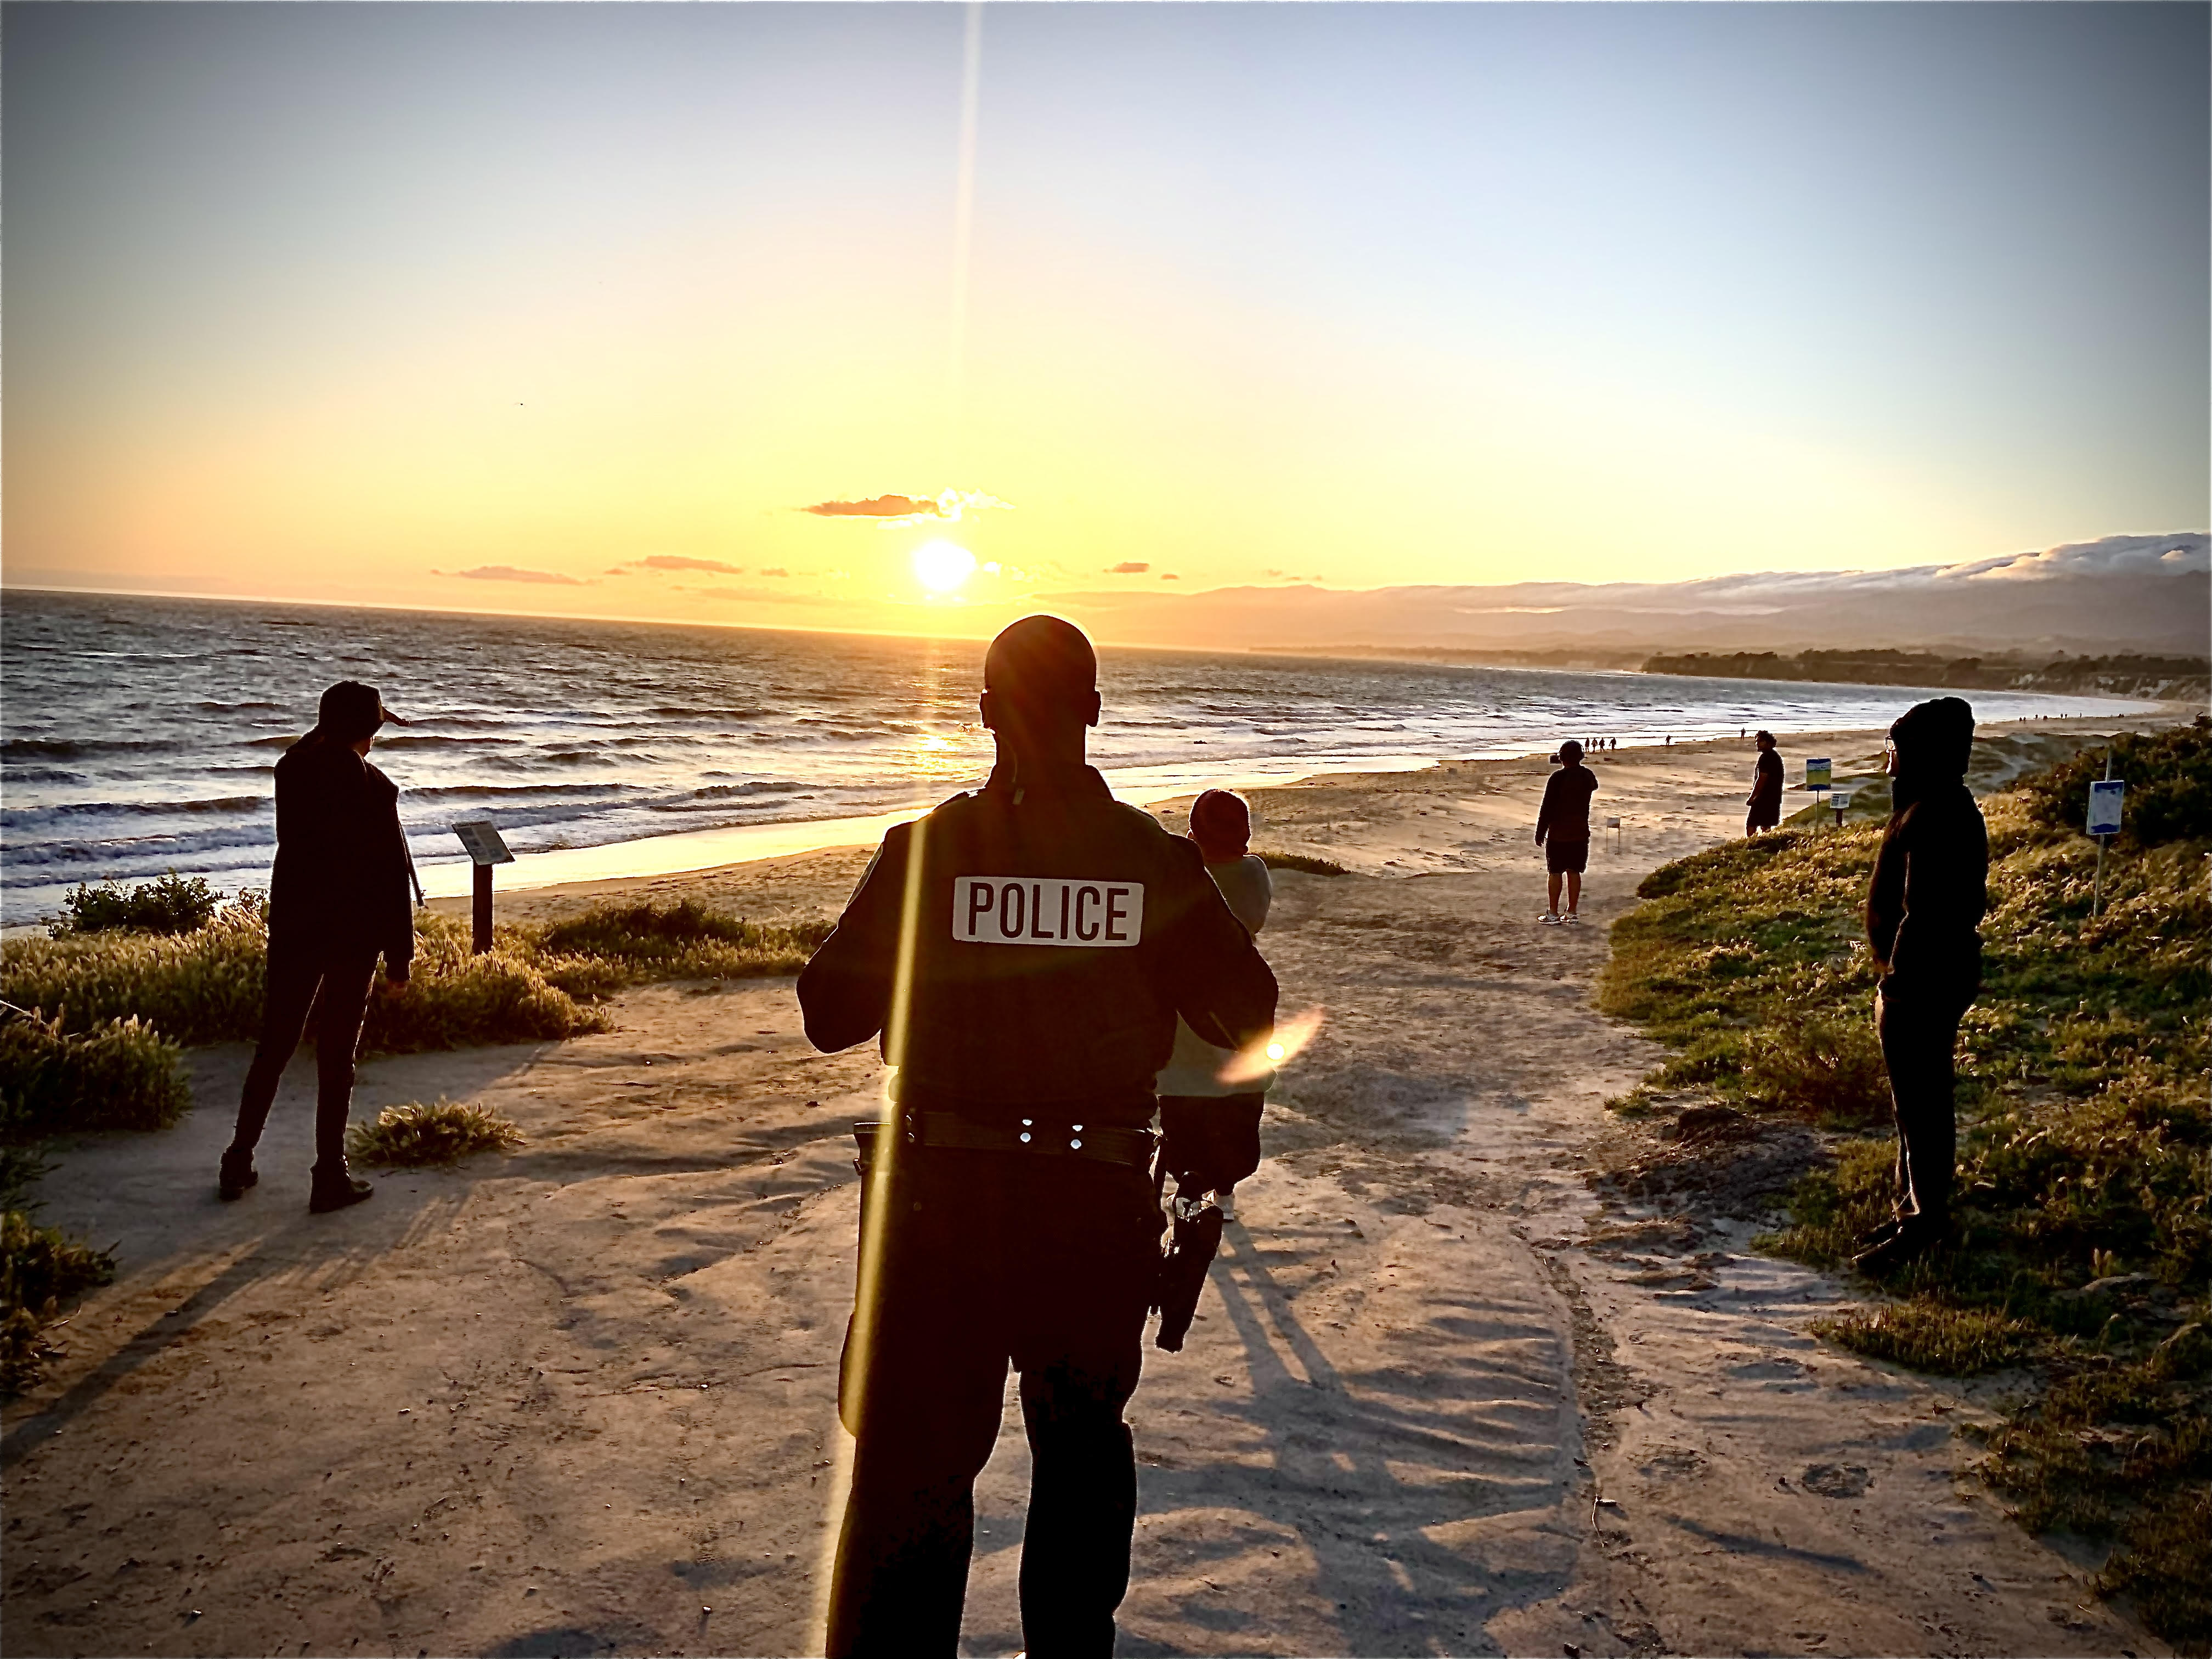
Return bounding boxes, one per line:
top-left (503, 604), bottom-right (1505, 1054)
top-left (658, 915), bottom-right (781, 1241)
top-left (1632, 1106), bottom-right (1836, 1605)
top-left (1255, 849), bottom-right (1350, 876)
top-left (50, 873), bottom-right (225, 938)
top-left (348, 1098), bottom-right (524, 1167)
top-left (527, 899), bottom-right (832, 988)
top-left (1, 1207), bottom-right (116, 1397)
top-left (0, 1006), bottom-right (191, 1141)
top-left (1600, 724), bottom-right (2211, 1648)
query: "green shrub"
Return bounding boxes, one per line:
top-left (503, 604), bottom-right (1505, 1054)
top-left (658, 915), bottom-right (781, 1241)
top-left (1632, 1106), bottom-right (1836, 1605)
top-left (1255, 849), bottom-right (1350, 876)
top-left (2017, 717), bottom-right (2212, 850)
top-left (348, 1098), bottom-right (524, 1167)
top-left (0, 1007), bottom-right (191, 1141)
top-left (1, 1208), bottom-right (115, 1397)
top-left (50, 873), bottom-right (224, 938)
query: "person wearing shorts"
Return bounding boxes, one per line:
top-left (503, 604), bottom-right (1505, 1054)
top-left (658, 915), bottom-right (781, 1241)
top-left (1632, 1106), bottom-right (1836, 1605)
top-left (1535, 740), bottom-right (1597, 924)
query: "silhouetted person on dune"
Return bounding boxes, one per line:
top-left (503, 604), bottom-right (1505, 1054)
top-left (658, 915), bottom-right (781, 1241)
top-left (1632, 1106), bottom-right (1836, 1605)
top-left (219, 681), bottom-right (415, 1213)
top-left (1855, 696), bottom-right (1987, 1273)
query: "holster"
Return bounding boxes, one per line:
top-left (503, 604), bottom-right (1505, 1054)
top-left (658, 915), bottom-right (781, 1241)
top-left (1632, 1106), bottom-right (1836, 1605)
top-left (1151, 1185), bottom-right (1224, 1353)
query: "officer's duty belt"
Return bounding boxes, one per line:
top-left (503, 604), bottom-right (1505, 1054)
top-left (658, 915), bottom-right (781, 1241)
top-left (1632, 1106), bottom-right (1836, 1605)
top-left (854, 1113), bottom-right (1156, 1172)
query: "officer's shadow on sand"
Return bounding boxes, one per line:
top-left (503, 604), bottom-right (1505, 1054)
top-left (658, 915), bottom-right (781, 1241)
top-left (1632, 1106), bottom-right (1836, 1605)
top-left (980, 1208), bottom-right (1578, 1657)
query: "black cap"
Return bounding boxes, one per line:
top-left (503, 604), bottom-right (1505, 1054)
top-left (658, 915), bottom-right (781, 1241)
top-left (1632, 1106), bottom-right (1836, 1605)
top-left (317, 680), bottom-right (407, 742)
top-left (1888, 697), bottom-right (1974, 777)
top-left (984, 616), bottom-right (1097, 712)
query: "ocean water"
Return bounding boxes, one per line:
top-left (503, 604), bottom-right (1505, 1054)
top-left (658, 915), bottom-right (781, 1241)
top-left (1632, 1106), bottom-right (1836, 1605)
top-left (0, 590), bottom-right (2147, 926)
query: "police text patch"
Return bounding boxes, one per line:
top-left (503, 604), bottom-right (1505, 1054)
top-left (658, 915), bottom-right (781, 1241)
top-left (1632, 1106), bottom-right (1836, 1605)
top-left (952, 876), bottom-right (1144, 947)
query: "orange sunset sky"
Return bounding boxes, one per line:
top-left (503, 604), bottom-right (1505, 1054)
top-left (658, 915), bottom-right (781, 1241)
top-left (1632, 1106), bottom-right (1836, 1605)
top-left (4, 3), bottom-right (2205, 642)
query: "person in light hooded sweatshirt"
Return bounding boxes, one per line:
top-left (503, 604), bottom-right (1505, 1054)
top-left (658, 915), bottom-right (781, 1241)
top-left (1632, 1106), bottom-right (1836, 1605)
top-left (1153, 789), bottom-right (1273, 1209)
top-left (1854, 696), bottom-right (1988, 1273)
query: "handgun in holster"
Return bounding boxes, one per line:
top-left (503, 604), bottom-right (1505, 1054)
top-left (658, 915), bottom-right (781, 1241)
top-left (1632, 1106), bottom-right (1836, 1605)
top-left (1151, 1178), bottom-right (1223, 1353)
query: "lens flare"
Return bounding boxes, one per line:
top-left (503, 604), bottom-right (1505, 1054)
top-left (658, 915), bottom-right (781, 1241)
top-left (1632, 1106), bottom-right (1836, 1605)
top-left (1220, 1006), bottom-right (1323, 1085)
top-left (911, 540), bottom-right (977, 594)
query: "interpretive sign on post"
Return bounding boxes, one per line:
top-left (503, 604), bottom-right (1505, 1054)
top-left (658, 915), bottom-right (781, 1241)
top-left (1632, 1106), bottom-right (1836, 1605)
top-left (1804, 758), bottom-right (1832, 792)
top-left (1829, 789), bottom-right (1852, 826)
top-left (2088, 759), bottom-right (2124, 917)
top-left (452, 821), bottom-right (515, 866)
top-left (2087, 780), bottom-right (2125, 839)
top-left (452, 820), bottom-right (514, 955)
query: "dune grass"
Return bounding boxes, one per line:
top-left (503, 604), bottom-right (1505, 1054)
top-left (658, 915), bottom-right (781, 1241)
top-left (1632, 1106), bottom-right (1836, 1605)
top-left (348, 1098), bottom-right (524, 1167)
top-left (528, 899), bottom-right (832, 989)
top-left (0, 1006), bottom-right (191, 1142)
top-left (1598, 721), bottom-right (2211, 1649)
top-left (1255, 849), bottom-right (1350, 876)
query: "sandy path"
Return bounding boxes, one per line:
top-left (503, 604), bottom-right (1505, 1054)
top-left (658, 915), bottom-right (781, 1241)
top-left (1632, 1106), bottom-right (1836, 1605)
top-left (3, 729), bottom-right (2165, 1657)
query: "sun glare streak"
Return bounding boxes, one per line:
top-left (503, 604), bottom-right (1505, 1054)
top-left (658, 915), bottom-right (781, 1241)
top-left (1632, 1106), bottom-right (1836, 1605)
top-left (945, 0), bottom-right (984, 453)
top-left (812, 814), bottom-right (934, 1647)
top-left (912, 539), bottom-right (978, 594)
top-left (1220, 1006), bottom-right (1324, 1085)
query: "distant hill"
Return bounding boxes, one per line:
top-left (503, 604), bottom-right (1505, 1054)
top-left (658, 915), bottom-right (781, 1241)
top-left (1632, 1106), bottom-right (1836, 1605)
top-left (1643, 649), bottom-right (2210, 703)
top-left (1040, 532), bottom-right (2209, 659)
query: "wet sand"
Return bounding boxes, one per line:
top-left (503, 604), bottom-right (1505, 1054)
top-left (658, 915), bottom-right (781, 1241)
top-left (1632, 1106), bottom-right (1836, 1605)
top-left (1, 725), bottom-right (2169, 1657)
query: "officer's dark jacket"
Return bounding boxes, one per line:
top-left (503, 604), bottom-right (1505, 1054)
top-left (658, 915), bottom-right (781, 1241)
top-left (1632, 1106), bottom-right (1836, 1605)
top-left (1536, 764), bottom-right (1598, 843)
top-left (1865, 780), bottom-right (1987, 993)
top-left (269, 732), bottom-right (415, 971)
top-left (798, 763), bottom-right (1277, 1127)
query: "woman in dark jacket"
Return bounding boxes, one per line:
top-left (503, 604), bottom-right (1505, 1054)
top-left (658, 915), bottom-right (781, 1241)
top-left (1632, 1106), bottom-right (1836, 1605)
top-left (219, 681), bottom-right (416, 1212)
top-left (1855, 697), bottom-right (1988, 1272)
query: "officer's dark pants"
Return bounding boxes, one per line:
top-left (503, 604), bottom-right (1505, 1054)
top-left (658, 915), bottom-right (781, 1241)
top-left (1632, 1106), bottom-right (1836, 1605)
top-left (1875, 983), bottom-right (1973, 1225)
top-left (228, 943), bottom-right (380, 1178)
top-left (828, 1142), bottom-right (1161, 1658)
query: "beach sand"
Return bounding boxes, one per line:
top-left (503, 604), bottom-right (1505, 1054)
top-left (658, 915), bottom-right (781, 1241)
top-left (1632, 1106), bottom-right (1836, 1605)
top-left (2, 724), bottom-right (2168, 1657)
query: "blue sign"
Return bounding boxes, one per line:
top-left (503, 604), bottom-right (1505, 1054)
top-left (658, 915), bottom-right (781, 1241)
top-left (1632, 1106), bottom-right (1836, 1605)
top-left (2086, 780), bottom-right (2125, 839)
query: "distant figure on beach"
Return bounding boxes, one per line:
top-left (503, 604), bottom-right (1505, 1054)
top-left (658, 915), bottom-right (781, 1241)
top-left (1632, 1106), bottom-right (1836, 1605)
top-left (1535, 740), bottom-right (1598, 924)
top-left (1155, 788), bottom-right (1271, 1224)
top-left (1855, 696), bottom-right (1988, 1274)
top-left (798, 616), bottom-right (1276, 1656)
top-left (220, 681), bottom-right (415, 1213)
top-left (1746, 730), bottom-right (1784, 835)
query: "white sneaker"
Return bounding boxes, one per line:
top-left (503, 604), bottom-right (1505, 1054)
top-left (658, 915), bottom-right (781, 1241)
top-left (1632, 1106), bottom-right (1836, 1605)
top-left (1562, 912), bottom-right (1581, 924)
top-left (1539, 912), bottom-right (1563, 926)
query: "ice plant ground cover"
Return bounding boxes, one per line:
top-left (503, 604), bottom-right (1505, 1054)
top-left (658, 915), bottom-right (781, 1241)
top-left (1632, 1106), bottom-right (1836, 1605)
top-left (1599, 721), bottom-right (2211, 1650)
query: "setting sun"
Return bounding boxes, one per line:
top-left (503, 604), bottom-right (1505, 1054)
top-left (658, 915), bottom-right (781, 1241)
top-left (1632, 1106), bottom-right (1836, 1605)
top-left (911, 540), bottom-right (978, 595)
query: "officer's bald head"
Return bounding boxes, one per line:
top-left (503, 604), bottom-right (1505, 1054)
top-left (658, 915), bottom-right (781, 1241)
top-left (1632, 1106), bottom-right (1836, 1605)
top-left (981, 616), bottom-right (1101, 752)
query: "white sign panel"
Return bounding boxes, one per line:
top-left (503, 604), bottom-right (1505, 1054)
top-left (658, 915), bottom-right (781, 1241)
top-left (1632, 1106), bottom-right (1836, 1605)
top-left (1830, 790), bottom-right (1853, 814)
top-left (2086, 780), bottom-right (2125, 838)
top-left (953, 876), bottom-right (1144, 947)
top-left (452, 820), bottom-right (515, 866)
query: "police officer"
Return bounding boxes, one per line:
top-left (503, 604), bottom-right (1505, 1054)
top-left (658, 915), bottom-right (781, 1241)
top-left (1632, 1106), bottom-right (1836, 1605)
top-left (799, 616), bottom-right (1277, 1657)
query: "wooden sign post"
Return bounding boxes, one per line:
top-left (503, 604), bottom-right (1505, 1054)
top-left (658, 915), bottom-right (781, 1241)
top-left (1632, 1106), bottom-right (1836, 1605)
top-left (451, 820), bottom-right (516, 953)
top-left (2087, 758), bottom-right (2125, 916)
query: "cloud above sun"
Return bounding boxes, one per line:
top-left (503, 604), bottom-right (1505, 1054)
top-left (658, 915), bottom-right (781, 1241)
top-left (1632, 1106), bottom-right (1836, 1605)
top-left (608, 555), bottom-right (747, 576)
top-left (800, 488), bottom-right (1011, 527)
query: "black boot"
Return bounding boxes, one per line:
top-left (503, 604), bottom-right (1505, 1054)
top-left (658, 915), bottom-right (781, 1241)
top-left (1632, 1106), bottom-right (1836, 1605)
top-left (309, 1167), bottom-right (373, 1214)
top-left (218, 1147), bottom-right (258, 1203)
top-left (1852, 1213), bottom-right (1946, 1275)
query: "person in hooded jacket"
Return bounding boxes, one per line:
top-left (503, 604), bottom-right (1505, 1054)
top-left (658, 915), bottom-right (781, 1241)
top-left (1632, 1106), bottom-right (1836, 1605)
top-left (219, 680), bottom-right (416, 1213)
top-left (799, 616), bottom-right (1276, 1658)
top-left (1855, 696), bottom-right (1988, 1273)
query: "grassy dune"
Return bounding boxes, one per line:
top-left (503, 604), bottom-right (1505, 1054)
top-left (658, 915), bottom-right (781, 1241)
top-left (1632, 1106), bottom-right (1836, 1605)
top-left (1598, 721), bottom-right (2211, 1649)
